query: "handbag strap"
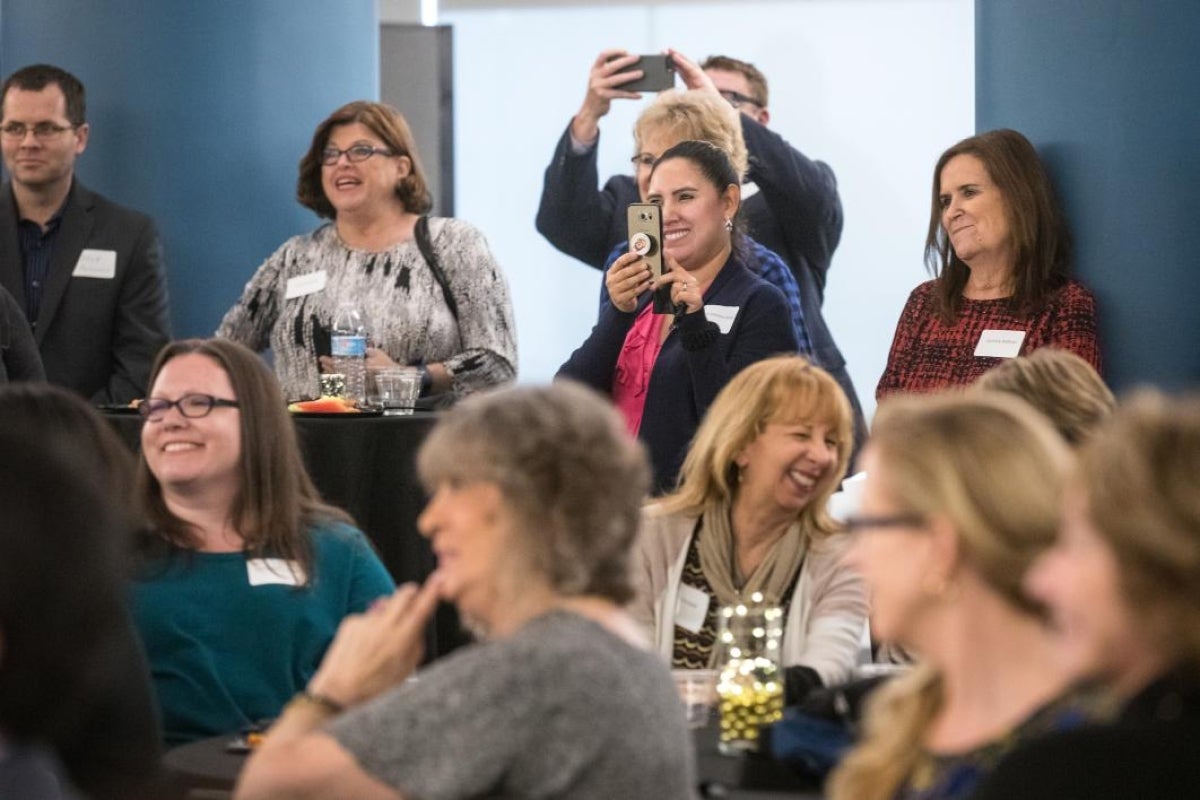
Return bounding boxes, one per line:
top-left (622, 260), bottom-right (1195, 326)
top-left (414, 215), bottom-right (459, 322)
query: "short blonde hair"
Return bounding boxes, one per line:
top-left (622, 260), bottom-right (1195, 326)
top-left (634, 89), bottom-right (748, 181)
top-left (1078, 390), bottom-right (1200, 664)
top-left (661, 356), bottom-right (853, 539)
top-left (975, 348), bottom-right (1114, 446)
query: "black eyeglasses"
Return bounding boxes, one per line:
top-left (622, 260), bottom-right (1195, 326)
top-left (718, 89), bottom-right (763, 111)
top-left (0, 121), bottom-right (77, 140)
top-left (842, 514), bottom-right (927, 534)
top-left (139, 394), bottom-right (240, 422)
top-left (321, 144), bottom-right (395, 166)
top-left (630, 153), bottom-right (656, 169)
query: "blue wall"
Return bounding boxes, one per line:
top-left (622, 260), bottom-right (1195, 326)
top-left (976, 1), bottom-right (1200, 390)
top-left (0, 0), bottom-right (378, 338)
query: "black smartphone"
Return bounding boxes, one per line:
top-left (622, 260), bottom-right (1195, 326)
top-left (627, 203), bottom-right (673, 314)
top-left (609, 54), bottom-right (676, 93)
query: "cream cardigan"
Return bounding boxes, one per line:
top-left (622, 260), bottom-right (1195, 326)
top-left (629, 504), bottom-right (868, 687)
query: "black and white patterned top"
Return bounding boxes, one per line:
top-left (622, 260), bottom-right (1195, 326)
top-left (217, 218), bottom-right (517, 401)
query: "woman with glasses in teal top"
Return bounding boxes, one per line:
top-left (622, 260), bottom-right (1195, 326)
top-left (129, 339), bottom-right (394, 745)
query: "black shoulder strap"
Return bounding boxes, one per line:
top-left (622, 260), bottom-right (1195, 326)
top-left (414, 216), bottom-right (459, 322)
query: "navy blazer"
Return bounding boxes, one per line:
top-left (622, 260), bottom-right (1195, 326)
top-left (535, 116), bottom-right (844, 372)
top-left (0, 181), bottom-right (170, 403)
top-left (558, 255), bottom-right (798, 493)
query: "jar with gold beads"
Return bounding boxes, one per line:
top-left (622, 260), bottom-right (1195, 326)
top-left (715, 592), bottom-right (785, 755)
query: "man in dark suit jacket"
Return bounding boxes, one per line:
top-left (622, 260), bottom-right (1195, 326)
top-left (0, 64), bottom-right (169, 404)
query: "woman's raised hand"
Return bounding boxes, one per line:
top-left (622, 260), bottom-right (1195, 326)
top-left (658, 255), bottom-right (704, 315)
top-left (304, 575), bottom-right (443, 710)
top-left (572, 49), bottom-right (644, 144)
top-left (606, 250), bottom-right (653, 313)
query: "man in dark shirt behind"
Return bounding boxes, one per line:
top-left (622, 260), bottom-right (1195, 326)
top-left (0, 64), bottom-right (169, 403)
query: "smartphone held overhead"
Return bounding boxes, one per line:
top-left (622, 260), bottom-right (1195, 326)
top-left (609, 54), bottom-right (676, 93)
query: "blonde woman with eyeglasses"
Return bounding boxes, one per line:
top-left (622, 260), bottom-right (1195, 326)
top-left (829, 393), bottom-right (1104, 800)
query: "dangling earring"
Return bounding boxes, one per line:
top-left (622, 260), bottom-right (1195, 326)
top-left (724, 218), bottom-right (733, 232)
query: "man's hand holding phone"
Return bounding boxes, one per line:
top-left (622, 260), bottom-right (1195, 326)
top-left (572, 49), bottom-right (645, 144)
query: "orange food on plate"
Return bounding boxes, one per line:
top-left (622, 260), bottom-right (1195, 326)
top-left (287, 397), bottom-right (359, 414)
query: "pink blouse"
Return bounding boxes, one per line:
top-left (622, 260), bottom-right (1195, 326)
top-left (613, 304), bottom-right (666, 436)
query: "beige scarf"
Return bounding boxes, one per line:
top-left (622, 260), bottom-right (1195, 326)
top-left (697, 497), bottom-right (808, 610)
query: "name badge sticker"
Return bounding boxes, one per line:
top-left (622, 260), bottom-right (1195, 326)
top-left (72, 249), bottom-right (117, 279)
top-left (675, 584), bottom-right (711, 634)
top-left (285, 270), bottom-right (328, 300)
top-left (704, 304), bottom-right (739, 334)
top-left (974, 329), bottom-right (1026, 359)
top-left (246, 558), bottom-right (306, 587)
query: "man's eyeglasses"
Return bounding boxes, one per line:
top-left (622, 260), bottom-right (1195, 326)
top-left (630, 153), bottom-right (656, 170)
top-left (139, 394), bottom-right (240, 422)
top-left (718, 90), bottom-right (763, 111)
top-left (842, 514), bottom-right (927, 534)
top-left (321, 144), bottom-right (395, 166)
top-left (0, 122), bottom-right (77, 141)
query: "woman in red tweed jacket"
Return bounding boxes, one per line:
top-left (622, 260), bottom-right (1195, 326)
top-left (877, 129), bottom-right (1100, 400)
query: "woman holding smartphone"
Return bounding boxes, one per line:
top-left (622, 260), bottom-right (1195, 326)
top-left (558, 140), bottom-right (797, 494)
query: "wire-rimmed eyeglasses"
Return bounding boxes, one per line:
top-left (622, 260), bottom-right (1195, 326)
top-left (0, 121), bottom-right (78, 141)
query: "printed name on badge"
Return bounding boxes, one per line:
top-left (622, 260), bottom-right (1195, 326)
top-left (246, 558), bottom-right (306, 587)
top-left (974, 329), bottom-right (1026, 359)
top-left (285, 270), bottom-right (328, 299)
top-left (72, 249), bottom-right (117, 279)
top-left (675, 584), bottom-right (711, 634)
top-left (704, 304), bottom-right (739, 334)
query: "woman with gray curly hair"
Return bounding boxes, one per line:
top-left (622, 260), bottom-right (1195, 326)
top-left (236, 382), bottom-right (696, 800)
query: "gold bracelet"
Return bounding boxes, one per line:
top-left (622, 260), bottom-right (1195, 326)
top-left (289, 690), bottom-right (346, 717)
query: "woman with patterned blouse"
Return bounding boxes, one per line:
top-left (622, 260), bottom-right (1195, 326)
top-left (630, 356), bottom-right (867, 704)
top-left (876, 129), bottom-right (1100, 400)
top-left (828, 394), bottom-right (1102, 800)
top-left (218, 101), bottom-right (515, 403)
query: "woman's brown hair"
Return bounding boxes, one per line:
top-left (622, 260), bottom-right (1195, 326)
top-left (136, 338), bottom-right (350, 577)
top-left (296, 100), bottom-right (432, 218)
top-left (925, 128), bottom-right (1071, 322)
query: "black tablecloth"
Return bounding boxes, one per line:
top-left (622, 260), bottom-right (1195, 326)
top-left (104, 411), bottom-right (470, 659)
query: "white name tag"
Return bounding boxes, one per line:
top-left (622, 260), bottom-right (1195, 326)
top-left (704, 304), bottom-right (739, 334)
top-left (246, 558), bottom-right (306, 587)
top-left (72, 249), bottom-right (116, 279)
top-left (675, 584), bottom-right (711, 634)
top-left (741, 181), bottom-right (761, 200)
top-left (974, 329), bottom-right (1026, 359)
top-left (285, 270), bottom-right (327, 299)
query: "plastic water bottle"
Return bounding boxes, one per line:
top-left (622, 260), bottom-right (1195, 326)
top-left (330, 303), bottom-right (369, 404)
